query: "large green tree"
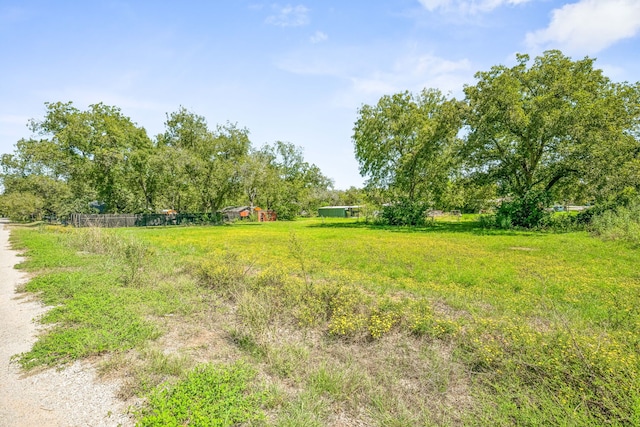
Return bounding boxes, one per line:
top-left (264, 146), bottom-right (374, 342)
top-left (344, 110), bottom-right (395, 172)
top-left (1, 102), bottom-right (154, 214)
top-left (238, 148), bottom-right (275, 211)
top-left (352, 89), bottom-right (463, 204)
top-left (256, 142), bottom-right (334, 219)
top-left (352, 51), bottom-right (640, 224)
top-left (157, 107), bottom-right (250, 213)
top-left (463, 50), bottom-right (640, 206)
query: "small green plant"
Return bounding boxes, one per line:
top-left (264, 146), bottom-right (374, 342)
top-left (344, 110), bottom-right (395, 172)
top-left (235, 288), bottom-right (279, 337)
top-left (368, 309), bottom-right (395, 339)
top-left (137, 362), bottom-right (265, 427)
top-left (288, 231), bottom-right (313, 287)
top-left (407, 299), bottom-right (459, 339)
top-left (228, 329), bottom-right (266, 358)
top-left (327, 285), bottom-right (369, 338)
top-left (117, 237), bottom-right (154, 285)
top-left (265, 343), bottom-right (310, 379)
top-left (275, 390), bottom-right (327, 427)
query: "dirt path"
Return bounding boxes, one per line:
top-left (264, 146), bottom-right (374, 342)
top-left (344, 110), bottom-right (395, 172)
top-left (0, 220), bottom-right (134, 427)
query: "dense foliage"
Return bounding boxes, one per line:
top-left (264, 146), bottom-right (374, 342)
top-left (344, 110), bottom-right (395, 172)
top-left (379, 199), bottom-right (431, 226)
top-left (0, 104), bottom-right (334, 220)
top-left (494, 191), bottom-right (551, 229)
top-left (353, 89), bottom-right (463, 203)
top-left (353, 50), bottom-right (640, 227)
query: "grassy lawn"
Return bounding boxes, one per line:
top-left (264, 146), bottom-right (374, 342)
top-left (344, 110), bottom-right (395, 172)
top-left (11, 217), bottom-right (640, 425)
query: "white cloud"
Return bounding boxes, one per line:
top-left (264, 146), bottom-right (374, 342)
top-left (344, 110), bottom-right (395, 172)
top-left (418, 0), bottom-right (532, 14)
top-left (278, 47), bottom-right (471, 108)
top-left (310, 30), bottom-right (328, 43)
top-left (265, 4), bottom-right (310, 27)
top-left (350, 54), bottom-right (471, 99)
top-left (525, 0), bottom-right (640, 55)
top-left (418, 0), bottom-right (451, 11)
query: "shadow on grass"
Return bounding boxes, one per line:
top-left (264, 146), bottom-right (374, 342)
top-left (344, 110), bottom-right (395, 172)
top-left (306, 219), bottom-right (537, 236)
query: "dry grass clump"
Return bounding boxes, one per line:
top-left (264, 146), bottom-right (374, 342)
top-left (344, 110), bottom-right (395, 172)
top-left (183, 251), bottom-right (475, 425)
top-left (88, 242), bottom-right (475, 425)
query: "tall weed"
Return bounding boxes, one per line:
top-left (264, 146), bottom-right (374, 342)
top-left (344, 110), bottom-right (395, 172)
top-left (591, 200), bottom-right (640, 246)
top-left (196, 251), bottom-right (249, 297)
top-left (71, 227), bottom-right (153, 285)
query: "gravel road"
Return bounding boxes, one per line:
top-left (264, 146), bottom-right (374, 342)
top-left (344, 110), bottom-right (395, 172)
top-left (0, 220), bottom-right (135, 427)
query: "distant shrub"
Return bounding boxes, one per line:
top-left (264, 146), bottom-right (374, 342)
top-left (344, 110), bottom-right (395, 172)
top-left (379, 199), bottom-right (430, 226)
top-left (495, 191), bottom-right (551, 229)
top-left (538, 212), bottom-right (582, 232)
top-left (0, 192), bottom-right (45, 222)
top-left (574, 203), bottom-right (615, 226)
top-left (477, 213), bottom-right (496, 229)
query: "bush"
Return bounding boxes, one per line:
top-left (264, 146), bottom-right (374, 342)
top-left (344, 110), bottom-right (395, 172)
top-left (495, 192), bottom-right (551, 229)
top-left (379, 199), bottom-right (429, 226)
top-left (574, 203), bottom-right (614, 226)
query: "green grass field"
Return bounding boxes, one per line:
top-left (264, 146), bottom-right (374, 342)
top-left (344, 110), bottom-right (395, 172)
top-left (11, 217), bottom-right (640, 425)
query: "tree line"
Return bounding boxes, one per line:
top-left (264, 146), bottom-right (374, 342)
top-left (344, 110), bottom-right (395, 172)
top-left (0, 103), bottom-right (354, 221)
top-left (3, 50), bottom-right (638, 226)
top-left (353, 50), bottom-right (640, 227)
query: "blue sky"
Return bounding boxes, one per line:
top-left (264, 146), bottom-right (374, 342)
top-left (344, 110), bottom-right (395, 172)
top-left (1, 0), bottom-right (639, 189)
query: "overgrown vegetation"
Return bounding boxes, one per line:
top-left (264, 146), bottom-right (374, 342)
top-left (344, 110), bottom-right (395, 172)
top-left (10, 217), bottom-right (640, 425)
top-left (494, 191), bottom-right (551, 229)
top-left (590, 198), bottom-right (640, 246)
